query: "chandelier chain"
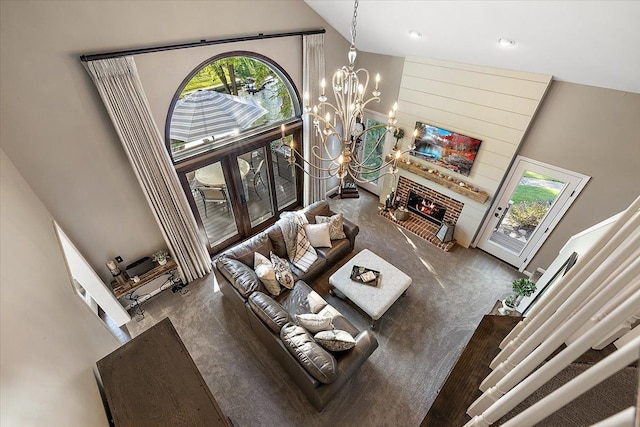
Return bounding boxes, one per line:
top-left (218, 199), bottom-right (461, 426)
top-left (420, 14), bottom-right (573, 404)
top-left (350, 0), bottom-right (359, 48)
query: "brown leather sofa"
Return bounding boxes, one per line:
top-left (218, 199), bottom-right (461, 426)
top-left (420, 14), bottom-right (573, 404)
top-left (214, 201), bottom-right (378, 410)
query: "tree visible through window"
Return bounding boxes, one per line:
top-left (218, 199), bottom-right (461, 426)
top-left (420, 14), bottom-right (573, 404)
top-left (168, 54), bottom-right (297, 160)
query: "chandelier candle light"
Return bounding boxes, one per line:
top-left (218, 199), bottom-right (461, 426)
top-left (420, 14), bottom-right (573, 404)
top-left (282, 0), bottom-right (415, 192)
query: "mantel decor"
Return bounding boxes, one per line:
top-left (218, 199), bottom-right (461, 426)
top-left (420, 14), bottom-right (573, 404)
top-left (398, 162), bottom-right (490, 204)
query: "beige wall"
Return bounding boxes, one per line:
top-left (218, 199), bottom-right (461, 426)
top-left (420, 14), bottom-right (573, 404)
top-left (0, 0), bottom-right (348, 284)
top-left (517, 81), bottom-right (640, 273)
top-left (1, 149), bottom-right (119, 426)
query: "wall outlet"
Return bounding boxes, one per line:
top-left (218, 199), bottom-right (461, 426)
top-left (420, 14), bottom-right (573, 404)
top-left (115, 256), bottom-right (123, 263)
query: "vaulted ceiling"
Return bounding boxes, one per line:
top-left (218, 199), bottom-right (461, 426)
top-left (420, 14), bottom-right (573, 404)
top-left (305, 1), bottom-right (640, 93)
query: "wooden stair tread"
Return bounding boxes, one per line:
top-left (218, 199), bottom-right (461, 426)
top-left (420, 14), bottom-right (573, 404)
top-left (421, 315), bottom-right (521, 426)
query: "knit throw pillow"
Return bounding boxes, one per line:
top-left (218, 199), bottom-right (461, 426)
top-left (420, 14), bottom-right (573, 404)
top-left (315, 213), bottom-right (346, 240)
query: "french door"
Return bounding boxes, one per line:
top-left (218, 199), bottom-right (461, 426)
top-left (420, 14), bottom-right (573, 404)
top-left (476, 156), bottom-right (589, 270)
top-left (356, 110), bottom-right (394, 195)
top-left (178, 127), bottom-right (302, 254)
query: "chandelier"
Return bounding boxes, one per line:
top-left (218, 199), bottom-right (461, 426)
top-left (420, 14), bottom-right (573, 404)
top-left (283, 0), bottom-right (415, 191)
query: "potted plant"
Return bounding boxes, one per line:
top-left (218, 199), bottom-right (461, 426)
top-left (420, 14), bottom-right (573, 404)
top-left (392, 128), bottom-right (405, 150)
top-left (151, 250), bottom-right (170, 266)
top-left (499, 278), bottom-right (536, 315)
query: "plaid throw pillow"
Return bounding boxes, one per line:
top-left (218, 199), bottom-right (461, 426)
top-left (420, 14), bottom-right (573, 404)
top-left (315, 213), bottom-right (346, 240)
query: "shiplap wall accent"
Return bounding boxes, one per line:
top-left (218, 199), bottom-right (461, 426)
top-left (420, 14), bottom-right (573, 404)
top-left (389, 57), bottom-right (552, 247)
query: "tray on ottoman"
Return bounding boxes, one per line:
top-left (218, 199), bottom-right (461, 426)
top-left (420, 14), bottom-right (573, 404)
top-left (329, 249), bottom-right (411, 328)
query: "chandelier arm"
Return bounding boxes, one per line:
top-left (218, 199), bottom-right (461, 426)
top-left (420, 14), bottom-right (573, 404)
top-left (355, 128), bottom-right (394, 166)
top-left (310, 143), bottom-right (341, 163)
top-left (288, 145), bottom-right (335, 170)
top-left (288, 161), bottom-right (339, 180)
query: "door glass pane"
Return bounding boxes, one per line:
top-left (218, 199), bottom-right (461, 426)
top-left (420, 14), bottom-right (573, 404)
top-left (271, 135), bottom-right (297, 210)
top-left (191, 162), bottom-right (238, 247)
top-left (239, 147), bottom-right (274, 227)
top-left (489, 170), bottom-right (567, 254)
top-left (358, 117), bottom-right (386, 183)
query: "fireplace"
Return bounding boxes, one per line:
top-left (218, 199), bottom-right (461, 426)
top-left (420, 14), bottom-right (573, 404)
top-left (378, 176), bottom-right (465, 251)
top-left (407, 191), bottom-right (446, 225)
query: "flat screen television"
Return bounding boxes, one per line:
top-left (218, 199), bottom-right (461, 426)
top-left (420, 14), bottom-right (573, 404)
top-left (410, 122), bottom-right (482, 176)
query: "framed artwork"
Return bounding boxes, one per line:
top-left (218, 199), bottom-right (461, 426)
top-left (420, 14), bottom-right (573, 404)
top-left (410, 121), bottom-right (482, 176)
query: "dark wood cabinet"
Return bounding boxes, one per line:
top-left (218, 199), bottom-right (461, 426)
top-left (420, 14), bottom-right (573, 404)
top-left (97, 318), bottom-right (230, 427)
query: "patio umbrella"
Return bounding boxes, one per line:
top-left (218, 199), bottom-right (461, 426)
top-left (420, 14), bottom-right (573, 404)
top-left (169, 90), bottom-right (268, 142)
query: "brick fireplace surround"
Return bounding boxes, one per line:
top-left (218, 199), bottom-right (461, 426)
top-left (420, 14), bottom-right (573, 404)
top-left (379, 176), bottom-right (464, 251)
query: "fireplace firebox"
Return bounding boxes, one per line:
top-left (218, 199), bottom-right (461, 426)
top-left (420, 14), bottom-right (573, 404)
top-left (407, 191), bottom-right (447, 225)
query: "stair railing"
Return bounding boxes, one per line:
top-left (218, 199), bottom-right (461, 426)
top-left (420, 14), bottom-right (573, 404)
top-left (464, 288), bottom-right (640, 425)
top-left (499, 335), bottom-right (640, 427)
top-left (482, 231), bottom-right (639, 389)
top-left (498, 196), bottom-right (640, 351)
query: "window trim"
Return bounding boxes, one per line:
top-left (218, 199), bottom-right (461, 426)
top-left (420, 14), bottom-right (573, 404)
top-left (164, 50), bottom-right (302, 163)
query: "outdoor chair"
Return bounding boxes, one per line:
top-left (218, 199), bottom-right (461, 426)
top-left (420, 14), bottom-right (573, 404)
top-left (252, 160), bottom-right (267, 199)
top-left (197, 186), bottom-right (230, 217)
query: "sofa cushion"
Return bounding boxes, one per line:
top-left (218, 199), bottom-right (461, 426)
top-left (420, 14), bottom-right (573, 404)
top-left (303, 223), bottom-right (332, 248)
top-left (254, 252), bottom-right (281, 296)
top-left (267, 225), bottom-right (288, 258)
top-left (278, 280), bottom-right (313, 316)
top-left (316, 213), bottom-right (347, 240)
top-left (248, 292), bottom-right (291, 333)
top-left (302, 200), bottom-right (333, 223)
top-left (216, 257), bottom-right (266, 298)
top-left (314, 239), bottom-right (350, 262)
top-left (280, 323), bottom-right (338, 384)
top-left (225, 233), bottom-right (274, 267)
top-left (314, 330), bottom-right (356, 352)
top-left (270, 252), bottom-right (294, 289)
top-left (296, 313), bottom-right (333, 333)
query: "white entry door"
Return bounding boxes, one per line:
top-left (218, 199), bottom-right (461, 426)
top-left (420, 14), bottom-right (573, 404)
top-left (476, 156), bottom-right (589, 270)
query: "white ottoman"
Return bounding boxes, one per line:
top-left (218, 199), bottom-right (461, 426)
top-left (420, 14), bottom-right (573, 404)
top-left (329, 249), bottom-right (412, 328)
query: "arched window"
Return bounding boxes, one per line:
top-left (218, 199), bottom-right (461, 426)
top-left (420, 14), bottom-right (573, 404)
top-left (166, 52), bottom-right (303, 254)
top-left (166, 52), bottom-right (300, 162)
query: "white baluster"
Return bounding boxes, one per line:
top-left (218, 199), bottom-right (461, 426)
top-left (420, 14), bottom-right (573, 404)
top-left (492, 219), bottom-right (640, 367)
top-left (590, 407), bottom-right (636, 427)
top-left (614, 323), bottom-right (640, 350)
top-left (499, 336), bottom-right (640, 427)
top-left (565, 247), bottom-right (640, 347)
top-left (467, 288), bottom-right (640, 417)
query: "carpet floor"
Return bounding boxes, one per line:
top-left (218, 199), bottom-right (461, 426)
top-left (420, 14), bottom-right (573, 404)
top-left (127, 190), bottom-right (521, 426)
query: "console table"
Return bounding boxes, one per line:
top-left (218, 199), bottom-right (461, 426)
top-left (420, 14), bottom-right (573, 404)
top-left (111, 259), bottom-right (177, 299)
top-left (97, 317), bottom-right (231, 426)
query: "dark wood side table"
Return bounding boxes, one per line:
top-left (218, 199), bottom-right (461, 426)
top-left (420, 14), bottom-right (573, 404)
top-left (96, 317), bottom-right (231, 427)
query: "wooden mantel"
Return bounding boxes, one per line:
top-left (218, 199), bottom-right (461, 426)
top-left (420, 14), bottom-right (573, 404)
top-left (398, 162), bottom-right (490, 204)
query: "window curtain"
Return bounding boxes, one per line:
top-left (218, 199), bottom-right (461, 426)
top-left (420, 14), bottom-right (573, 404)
top-left (303, 34), bottom-right (326, 205)
top-left (84, 57), bottom-right (211, 282)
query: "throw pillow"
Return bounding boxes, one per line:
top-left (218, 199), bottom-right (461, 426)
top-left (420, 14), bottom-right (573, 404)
top-left (314, 329), bottom-right (356, 352)
top-left (296, 313), bottom-right (333, 333)
top-left (254, 252), bottom-right (280, 296)
top-left (303, 223), bottom-right (332, 248)
top-left (270, 252), bottom-right (295, 289)
top-left (316, 213), bottom-right (346, 240)
top-left (307, 291), bottom-right (328, 314)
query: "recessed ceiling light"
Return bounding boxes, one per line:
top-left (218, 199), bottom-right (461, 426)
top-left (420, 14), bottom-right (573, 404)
top-left (499, 38), bottom-right (516, 47)
top-left (408, 30), bottom-right (423, 39)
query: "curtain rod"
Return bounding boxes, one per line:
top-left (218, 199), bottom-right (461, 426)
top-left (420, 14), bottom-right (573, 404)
top-left (80, 28), bottom-right (326, 62)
